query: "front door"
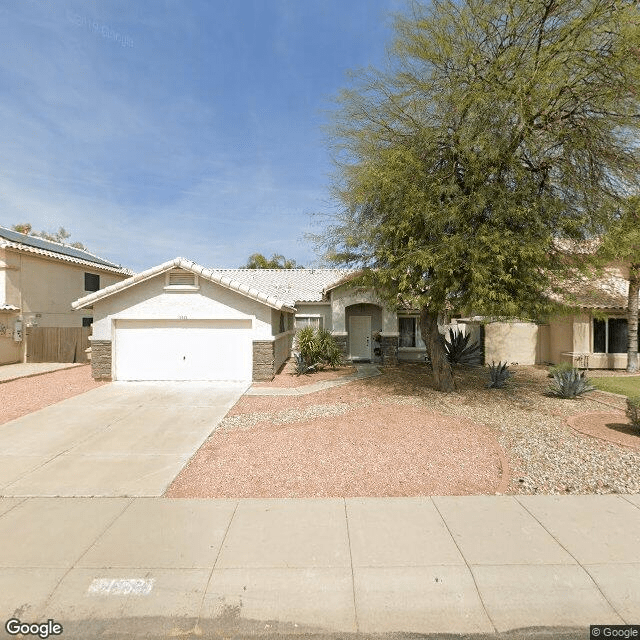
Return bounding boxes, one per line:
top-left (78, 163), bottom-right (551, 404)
top-left (349, 315), bottom-right (371, 360)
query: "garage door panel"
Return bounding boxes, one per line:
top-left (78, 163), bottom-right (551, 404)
top-left (114, 320), bottom-right (252, 381)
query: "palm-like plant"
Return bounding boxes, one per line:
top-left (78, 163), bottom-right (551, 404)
top-left (443, 328), bottom-right (482, 366)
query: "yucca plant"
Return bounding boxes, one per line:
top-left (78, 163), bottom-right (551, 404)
top-left (487, 361), bottom-right (511, 388)
top-left (294, 326), bottom-right (342, 371)
top-left (316, 328), bottom-right (343, 368)
top-left (444, 328), bottom-right (482, 366)
top-left (293, 352), bottom-right (316, 376)
top-left (547, 368), bottom-right (595, 399)
top-left (626, 395), bottom-right (640, 429)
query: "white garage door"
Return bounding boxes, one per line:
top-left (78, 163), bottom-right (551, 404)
top-left (114, 319), bottom-right (253, 381)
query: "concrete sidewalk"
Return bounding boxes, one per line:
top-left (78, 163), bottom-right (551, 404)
top-left (0, 494), bottom-right (639, 639)
top-left (0, 362), bottom-right (83, 383)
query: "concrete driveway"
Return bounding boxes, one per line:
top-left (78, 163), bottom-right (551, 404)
top-left (0, 382), bottom-right (247, 497)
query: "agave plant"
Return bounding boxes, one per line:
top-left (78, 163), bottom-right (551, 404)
top-left (487, 361), bottom-right (511, 388)
top-left (547, 368), bottom-right (595, 399)
top-left (444, 328), bottom-right (482, 366)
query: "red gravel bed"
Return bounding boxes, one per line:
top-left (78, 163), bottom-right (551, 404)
top-left (0, 365), bottom-right (106, 426)
top-left (251, 365), bottom-right (357, 388)
top-left (567, 411), bottom-right (640, 451)
top-left (166, 402), bottom-right (504, 498)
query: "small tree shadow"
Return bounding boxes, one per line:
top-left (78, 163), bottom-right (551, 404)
top-left (605, 422), bottom-right (640, 437)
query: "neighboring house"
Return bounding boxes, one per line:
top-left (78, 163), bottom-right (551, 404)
top-left (71, 256), bottom-right (639, 383)
top-left (460, 262), bottom-right (640, 369)
top-left (0, 226), bottom-right (132, 365)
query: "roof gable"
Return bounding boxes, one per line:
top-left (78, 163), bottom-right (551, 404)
top-left (72, 258), bottom-right (298, 312)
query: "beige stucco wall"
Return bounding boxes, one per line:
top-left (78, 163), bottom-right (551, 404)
top-left (0, 334), bottom-right (21, 364)
top-left (274, 330), bottom-right (295, 372)
top-left (484, 322), bottom-right (538, 365)
top-left (90, 274), bottom-right (277, 342)
top-left (295, 303), bottom-right (332, 330)
top-left (331, 287), bottom-right (397, 335)
top-left (270, 308), bottom-right (294, 334)
top-left (548, 316), bottom-right (574, 365)
top-left (2, 250), bottom-right (126, 328)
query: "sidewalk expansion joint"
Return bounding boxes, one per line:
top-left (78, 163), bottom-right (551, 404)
top-left (40, 497), bottom-right (136, 612)
top-left (431, 497), bottom-right (498, 634)
top-left (515, 496), bottom-right (628, 624)
top-left (342, 498), bottom-right (360, 633)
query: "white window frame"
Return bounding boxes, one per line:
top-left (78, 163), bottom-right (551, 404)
top-left (295, 314), bottom-right (324, 330)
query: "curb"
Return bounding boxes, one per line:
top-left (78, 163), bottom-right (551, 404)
top-left (566, 411), bottom-right (640, 452)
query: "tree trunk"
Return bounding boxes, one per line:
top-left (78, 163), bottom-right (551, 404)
top-left (419, 306), bottom-right (456, 392)
top-left (627, 264), bottom-right (639, 373)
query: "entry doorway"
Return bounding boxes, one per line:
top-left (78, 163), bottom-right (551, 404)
top-left (349, 315), bottom-right (371, 360)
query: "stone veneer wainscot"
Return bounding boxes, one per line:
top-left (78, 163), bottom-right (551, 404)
top-left (90, 340), bottom-right (112, 380)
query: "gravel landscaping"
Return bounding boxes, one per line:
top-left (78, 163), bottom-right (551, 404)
top-left (252, 364), bottom-right (357, 388)
top-left (167, 363), bottom-right (640, 498)
top-left (0, 364), bottom-right (106, 425)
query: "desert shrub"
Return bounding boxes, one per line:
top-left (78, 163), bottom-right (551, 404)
top-left (443, 327), bottom-right (482, 366)
top-left (487, 361), bottom-right (511, 388)
top-left (547, 368), bottom-right (595, 399)
top-left (626, 395), bottom-right (640, 428)
top-left (316, 328), bottom-right (343, 368)
top-left (295, 327), bottom-right (342, 371)
top-left (293, 352), bottom-right (316, 376)
top-left (547, 361), bottom-right (575, 378)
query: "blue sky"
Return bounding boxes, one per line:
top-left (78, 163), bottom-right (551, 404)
top-left (0, 0), bottom-right (404, 271)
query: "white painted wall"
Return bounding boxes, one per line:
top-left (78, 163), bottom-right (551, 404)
top-left (91, 274), bottom-right (276, 341)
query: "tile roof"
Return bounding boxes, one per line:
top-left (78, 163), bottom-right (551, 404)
top-left (209, 268), bottom-right (356, 306)
top-left (0, 304), bottom-right (20, 312)
top-left (557, 272), bottom-right (638, 310)
top-left (73, 258), bottom-right (300, 312)
top-left (0, 226), bottom-right (132, 275)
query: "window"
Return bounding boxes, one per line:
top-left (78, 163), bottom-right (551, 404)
top-left (295, 315), bottom-right (323, 330)
top-left (84, 273), bottom-right (100, 292)
top-left (82, 317), bottom-right (93, 327)
top-left (593, 317), bottom-right (628, 354)
top-left (398, 317), bottom-right (426, 348)
top-left (399, 317), bottom-right (416, 347)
